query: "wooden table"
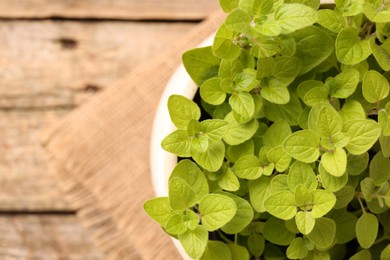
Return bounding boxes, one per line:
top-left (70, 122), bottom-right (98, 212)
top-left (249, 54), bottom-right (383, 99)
top-left (0, 1), bottom-right (219, 258)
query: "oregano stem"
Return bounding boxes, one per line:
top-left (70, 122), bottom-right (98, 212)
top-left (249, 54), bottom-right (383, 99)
top-left (356, 195), bottom-right (366, 214)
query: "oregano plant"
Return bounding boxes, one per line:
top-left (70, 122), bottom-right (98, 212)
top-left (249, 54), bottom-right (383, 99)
top-left (145, 0), bottom-right (390, 259)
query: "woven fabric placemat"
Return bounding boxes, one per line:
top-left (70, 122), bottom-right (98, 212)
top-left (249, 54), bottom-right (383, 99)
top-left (41, 10), bottom-right (225, 260)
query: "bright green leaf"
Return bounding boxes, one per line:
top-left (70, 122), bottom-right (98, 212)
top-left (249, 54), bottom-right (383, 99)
top-left (221, 192), bottom-right (254, 234)
top-left (200, 78), bottom-right (226, 105)
top-left (311, 190), bottom-right (336, 218)
top-left (319, 163), bottom-right (348, 192)
top-left (362, 70), bottom-right (390, 103)
top-left (344, 119), bottom-right (381, 155)
top-left (283, 130), bottom-right (320, 163)
top-left (144, 197), bottom-right (173, 227)
top-left (218, 168), bottom-right (240, 191)
top-left (200, 241), bottom-right (231, 260)
top-left (287, 161), bottom-right (318, 192)
top-left (321, 148), bottom-right (347, 177)
top-left (336, 27), bottom-right (371, 65)
top-left (199, 194), bottom-right (237, 231)
top-left (275, 4), bottom-right (318, 34)
top-left (229, 92), bottom-right (255, 121)
top-left (166, 214), bottom-right (188, 235)
top-left (228, 244), bottom-right (250, 260)
top-left (179, 226), bottom-right (208, 259)
top-left (307, 217), bottom-right (336, 249)
top-left (183, 47), bottom-right (220, 85)
top-left (169, 177), bottom-right (197, 211)
top-left (295, 211), bottom-right (315, 235)
top-left (170, 159), bottom-right (209, 201)
top-left (328, 69), bottom-right (360, 99)
top-left (249, 177), bottom-right (273, 212)
top-left (233, 155), bottom-right (262, 179)
top-left (369, 152), bottom-right (390, 185)
top-left (201, 119), bottom-right (229, 141)
top-left (161, 130), bottom-right (192, 157)
top-left (248, 233), bottom-right (265, 257)
top-left (264, 191), bottom-right (297, 220)
top-left (192, 140), bottom-right (225, 172)
top-left (263, 217), bottom-right (296, 245)
top-left (263, 120), bottom-right (292, 147)
top-left (213, 24), bottom-right (241, 60)
top-left (356, 213), bottom-right (379, 249)
top-left (287, 237), bottom-right (309, 259)
top-left (223, 113), bottom-right (259, 145)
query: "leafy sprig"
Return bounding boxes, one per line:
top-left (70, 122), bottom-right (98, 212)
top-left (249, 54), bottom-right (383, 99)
top-left (145, 0), bottom-right (390, 259)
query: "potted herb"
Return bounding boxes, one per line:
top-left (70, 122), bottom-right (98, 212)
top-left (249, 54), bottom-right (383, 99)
top-left (145, 0), bottom-right (390, 259)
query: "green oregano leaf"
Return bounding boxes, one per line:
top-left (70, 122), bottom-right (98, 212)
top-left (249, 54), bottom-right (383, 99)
top-left (249, 177), bottom-right (273, 212)
top-left (283, 130), bottom-right (320, 163)
top-left (200, 78), bottom-right (226, 105)
top-left (200, 241), bottom-right (231, 260)
top-left (287, 237), bottom-right (309, 259)
top-left (182, 47), bottom-right (220, 85)
top-left (218, 167), bottom-right (240, 191)
top-left (224, 113), bottom-right (259, 145)
top-left (218, 0), bottom-right (238, 12)
top-left (336, 27), bottom-right (371, 65)
top-left (319, 163), bottom-right (348, 192)
top-left (328, 69), bottom-right (360, 99)
top-left (192, 140), bottom-right (225, 172)
top-left (248, 233), bottom-right (265, 257)
top-left (275, 3), bottom-right (318, 34)
top-left (199, 194), bottom-right (237, 231)
top-left (321, 148), bottom-right (347, 177)
top-left (311, 190), bottom-right (337, 218)
top-left (144, 197), bottom-right (173, 228)
top-left (317, 9), bottom-right (346, 33)
top-left (264, 191), bottom-right (297, 220)
top-left (295, 211), bottom-right (316, 235)
top-left (200, 119), bottom-right (229, 141)
top-left (356, 213), bottom-right (379, 249)
top-left (170, 160), bottom-right (209, 201)
top-left (263, 120), bottom-right (292, 147)
top-left (165, 214), bottom-right (188, 235)
top-left (227, 244), bottom-right (250, 260)
top-left (179, 226), bottom-right (208, 259)
top-left (233, 155), bottom-right (262, 179)
top-left (213, 24), bottom-right (241, 60)
top-left (263, 217), bottom-right (296, 246)
top-left (220, 192), bottom-right (254, 234)
top-left (168, 95), bottom-right (201, 129)
top-left (362, 70), bottom-right (390, 103)
top-left (298, 80), bottom-right (329, 106)
top-left (347, 152), bottom-right (369, 176)
top-left (169, 177), bottom-right (197, 211)
top-left (229, 92), bottom-right (255, 121)
top-left (287, 161), bottom-right (318, 192)
top-left (344, 119), bottom-right (381, 155)
top-left (307, 217), bottom-right (336, 250)
top-left (161, 130), bottom-right (192, 157)
top-left (369, 151), bottom-right (390, 185)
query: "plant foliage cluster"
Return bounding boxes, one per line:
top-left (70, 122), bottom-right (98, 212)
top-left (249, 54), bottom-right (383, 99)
top-left (145, 0), bottom-right (390, 259)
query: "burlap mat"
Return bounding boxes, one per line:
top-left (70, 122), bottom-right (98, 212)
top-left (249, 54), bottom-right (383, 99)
top-left (41, 11), bottom-right (225, 260)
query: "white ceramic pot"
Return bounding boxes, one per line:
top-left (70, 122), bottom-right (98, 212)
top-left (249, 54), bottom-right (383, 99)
top-left (150, 34), bottom-right (214, 260)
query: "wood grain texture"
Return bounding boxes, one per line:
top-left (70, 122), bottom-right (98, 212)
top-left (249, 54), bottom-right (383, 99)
top-left (0, 110), bottom-right (72, 211)
top-left (0, 21), bottom-right (197, 209)
top-left (0, 21), bottom-right (196, 103)
top-left (0, 215), bottom-right (104, 259)
top-left (0, 0), bottom-right (220, 20)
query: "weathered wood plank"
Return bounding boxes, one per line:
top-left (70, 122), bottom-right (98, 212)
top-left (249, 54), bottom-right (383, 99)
top-left (0, 21), bottom-right (196, 106)
top-left (0, 0), bottom-right (219, 20)
top-left (0, 215), bottom-right (105, 259)
top-left (0, 109), bottom-right (72, 211)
